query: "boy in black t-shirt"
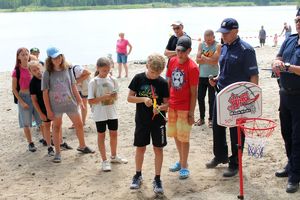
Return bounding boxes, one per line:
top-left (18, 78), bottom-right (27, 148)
top-left (29, 61), bottom-right (72, 156)
top-left (128, 54), bottom-right (169, 195)
top-left (29, 61), bottom-right (54, 156)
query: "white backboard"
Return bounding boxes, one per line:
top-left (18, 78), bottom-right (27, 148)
top-left (217, 82), bottom-right (262, 127)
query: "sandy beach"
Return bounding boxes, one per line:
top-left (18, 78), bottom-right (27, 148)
top-left (1, 45), bottom-right (300, 200)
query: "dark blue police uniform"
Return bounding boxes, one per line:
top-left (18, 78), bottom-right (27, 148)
top-left (212, 37), bottom-right (259, 169)
top-left (277, 34), bottom-right (300, 185)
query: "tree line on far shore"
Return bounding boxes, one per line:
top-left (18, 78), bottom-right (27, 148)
top-left (0, 0), bottom-right (297, 10)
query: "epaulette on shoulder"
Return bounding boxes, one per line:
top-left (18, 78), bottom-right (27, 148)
top-left (289, 33), bottom-right (298, 38)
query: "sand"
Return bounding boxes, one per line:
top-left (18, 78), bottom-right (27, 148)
top-left (1, 45), bottom-right (300, 200)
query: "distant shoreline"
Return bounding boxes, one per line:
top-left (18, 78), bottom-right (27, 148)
top-left (0, 2), bottom-right (296, 13)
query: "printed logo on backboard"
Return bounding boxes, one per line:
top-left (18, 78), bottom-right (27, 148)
top-left (217, 82), bottom-right (262, 127)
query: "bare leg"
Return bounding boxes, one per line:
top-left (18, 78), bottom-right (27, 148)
top-left (23, 127), bottom-right (32, 143)
top-left (136, 147), bottom-right (146, 172)
top-left (109, 130), bottom-right (117, 157)
top-left (180, 141), bottom-right (190, 168)
top-left (118, 63), bottom-right (122, 78)
top-left (153, 146), bottom-right (163, 176)
top-left (98, 132), bottom-right (107, 161)
top-left (68, 113), bottom-right (85, 148)
top-left (39, 123), bottom-right (46, 140)
top-left (43, 121), bottom-right (52, 146)
top-left (174, 137), bottom-right (182, 164)
top-left (81, 98), bottom-right (88, 126)
top-left (124, 63), bottom-right (128, 77)
top-left (52, 117), bottom-right (63, 154)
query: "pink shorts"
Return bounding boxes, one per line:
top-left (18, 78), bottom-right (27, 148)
top-left (167, 108), bottom-right (192, 142)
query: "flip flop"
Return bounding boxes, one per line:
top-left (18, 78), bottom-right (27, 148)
top-left (179, 168), bottom-right (190, 179)
top-left (77, 146), bottom-right (95, 154)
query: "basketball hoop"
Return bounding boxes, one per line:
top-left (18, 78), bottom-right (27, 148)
top-left (238, 118), bottom-right (276, 158)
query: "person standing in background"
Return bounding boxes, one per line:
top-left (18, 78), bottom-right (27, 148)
top-left (258, 26), bottom-right (266, 47)
top-left (272, 9), bottom-right (300, 193)
top-left (195, 30), bottom-right (221, 128)
top-left (280, 22), bottom-right (292, 39)
top-left (30, 47), bottom-right (44, 66)
top-left (116, 32), bottom-right (132, 78)
top-left (164, 21), bottom-right (188, 65)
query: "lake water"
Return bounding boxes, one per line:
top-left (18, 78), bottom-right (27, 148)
top-left (0, 5), bottom-right (297, 72)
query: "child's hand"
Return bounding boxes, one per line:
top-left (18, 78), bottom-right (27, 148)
top-left (40, 113), bottom-right (47, 121)
top-left (47, 111), bottom-right (55, 120)
top-left (144, 97), bottom-right (153, 107)
top-left (21, 102), bottom-right (29, 109)
top-left (188, 114), bottom-right (195, 125)
top-left (209, 77), bottom-right (217, 87)
top-left (110, 92), bottom-right (117, 99)
top-left (153, 105), bottom-right (160, 115)
top-left (79, 101), bottom-right (86, 110)
top-left (103, 93), bottom-right (113, 100)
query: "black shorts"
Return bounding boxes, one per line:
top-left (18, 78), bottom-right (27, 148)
top-left (134, 122), bottom-right (167, 147)
top-left (95, 119), bottom-right (118, 133)
top-left (79, 91), bottom-right (88, 98)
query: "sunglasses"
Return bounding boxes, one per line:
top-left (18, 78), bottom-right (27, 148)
top-left (295, 18), bottom-right (300, 24)
top-left (173, 26), bottom-right (180, 31)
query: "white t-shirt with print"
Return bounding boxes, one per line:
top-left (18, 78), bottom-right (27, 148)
top-left (88, 76), bottom-right (118, 122)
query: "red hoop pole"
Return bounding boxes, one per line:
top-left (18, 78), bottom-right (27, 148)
top-left (237, 118), bottom-right (244, 200)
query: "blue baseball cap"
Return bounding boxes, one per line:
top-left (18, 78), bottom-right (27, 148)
top-left (296, 8), bottom-right (300, 16)
top-left (46, 47), bottom-right (62, 58)
top-left (217, 18), bottom-right (239, 33)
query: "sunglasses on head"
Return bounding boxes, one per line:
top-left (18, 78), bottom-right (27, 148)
top-left (295, 18), bottom-right (300, 24)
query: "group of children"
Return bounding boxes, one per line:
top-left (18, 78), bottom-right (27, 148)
top-left (12, 35), bottom-right (199, 195)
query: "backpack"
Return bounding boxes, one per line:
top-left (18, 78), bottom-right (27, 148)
top-left (13, 67), bottom-right (20, 104)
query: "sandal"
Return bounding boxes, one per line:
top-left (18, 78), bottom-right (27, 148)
top-left (194, 119), bottom-right (205, 126)
top-left (77, 146), bottom-right (95, 154)
top-left (179, 168), bottom-right (190, 179)
top-left (68, 124), bottom-right (75, 129)
top-left (169, 162), bottom-right (181, 172)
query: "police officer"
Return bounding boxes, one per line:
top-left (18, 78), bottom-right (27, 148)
top-left (206, 18), bottom-right (259, 177)
top-left (272, 9), bottom-right (300, 193)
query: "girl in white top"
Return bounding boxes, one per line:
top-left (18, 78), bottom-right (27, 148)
top-left (88, 57), bottom-right (127, 172)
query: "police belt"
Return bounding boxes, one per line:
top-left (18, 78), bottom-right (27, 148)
top-left (280, 87), bottom-right (300, 95)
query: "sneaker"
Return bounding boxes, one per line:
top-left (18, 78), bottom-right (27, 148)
top-left (223, 167), bottom-right (238, 177)
top-left (110, 156), bottom-right (128, 164)
top-left (130, 175), bottom-right (143, 189)
top-left (153, 180), bottom-right (164, 194)
top-left (102, 160), bottom-right (111, 172)
top-left (53, 154), bottom-right (61, 163)
top-left (60, 142), bottom-right (73, 150)
top-left (28, 142), bottom-right (37, 152)
top-left (32, 121), bottom-right (37, 127)
top-left (206, 157), bottom-right (228, 168)
top-left (169, 162), bottom-right (181, 172)
top-left (47, 146), bottom-right (55, 157)
top-left (39, 139), bottom-right (47, 146)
